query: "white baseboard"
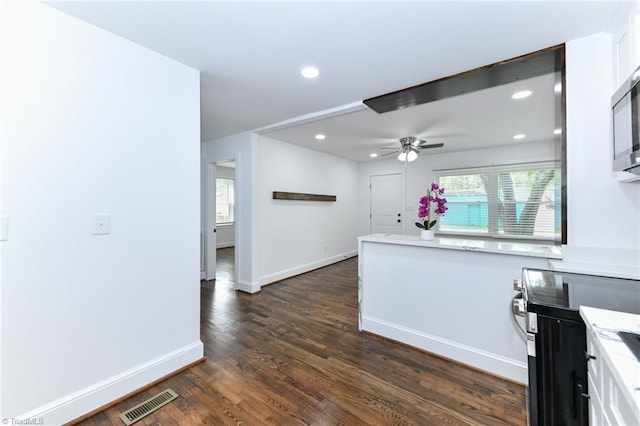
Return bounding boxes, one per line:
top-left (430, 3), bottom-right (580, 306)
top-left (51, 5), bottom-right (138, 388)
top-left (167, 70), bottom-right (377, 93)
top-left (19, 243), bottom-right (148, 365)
top-left (258, 250), bottom-right (357, 288)
top-left (16, 341), bottom-right (204, 426)
top-left (235, 280), bottom-right (261, 294)
top-left (361, 316), bottom-right (527, 384)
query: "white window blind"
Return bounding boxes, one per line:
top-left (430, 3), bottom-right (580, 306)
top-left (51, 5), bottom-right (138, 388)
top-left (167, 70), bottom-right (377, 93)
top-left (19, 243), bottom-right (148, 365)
top-left (434, 162), bottom-right (560, 242)
top-left (216, 178), bottom-right (234, 224)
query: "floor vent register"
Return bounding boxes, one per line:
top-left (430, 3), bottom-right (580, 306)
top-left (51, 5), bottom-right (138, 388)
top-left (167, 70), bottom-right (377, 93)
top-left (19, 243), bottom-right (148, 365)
top-left (119, 388), bottom-right (179, 425)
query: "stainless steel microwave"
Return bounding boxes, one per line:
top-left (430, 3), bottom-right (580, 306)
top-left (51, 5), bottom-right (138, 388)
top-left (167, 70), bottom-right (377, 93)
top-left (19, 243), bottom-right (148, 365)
top-left (612, 66), bottom-right (640, 175)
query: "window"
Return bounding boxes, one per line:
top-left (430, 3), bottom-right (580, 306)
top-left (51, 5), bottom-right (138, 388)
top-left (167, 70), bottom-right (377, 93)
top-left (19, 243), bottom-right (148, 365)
top-left (435, 162), bottom-right (560, 242)
top-left (216, 178), bottom-right (234, 224)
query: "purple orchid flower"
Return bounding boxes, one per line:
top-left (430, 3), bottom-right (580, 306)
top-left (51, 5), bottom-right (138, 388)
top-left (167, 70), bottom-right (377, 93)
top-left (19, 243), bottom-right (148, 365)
top-left (415, 182), bottom-right (448, 231)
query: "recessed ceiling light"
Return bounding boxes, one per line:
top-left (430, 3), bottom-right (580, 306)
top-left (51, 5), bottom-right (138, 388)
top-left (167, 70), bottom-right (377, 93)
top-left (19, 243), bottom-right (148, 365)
top-left (513, 134), bottom-right (526, 140)
top-left (370, 153), bottom-right (378, 158)
top-left (512, 90), bottom-right (532, 100)
top-left (315, 134), bottom-right (325, 140)
top-left (553, 128), bottom-right (562, 135)
top-left (301, 66), bottom-right (320, 79)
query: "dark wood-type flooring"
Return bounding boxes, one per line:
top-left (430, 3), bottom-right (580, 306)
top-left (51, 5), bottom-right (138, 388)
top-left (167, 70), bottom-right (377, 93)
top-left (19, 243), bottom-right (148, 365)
top-left (78, 247), bottom-right (526, 425)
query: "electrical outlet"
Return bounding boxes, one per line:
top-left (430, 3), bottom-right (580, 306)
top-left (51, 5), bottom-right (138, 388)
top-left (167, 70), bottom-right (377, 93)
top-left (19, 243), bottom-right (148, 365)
top-left (92, 214), bottom-right (111, 235)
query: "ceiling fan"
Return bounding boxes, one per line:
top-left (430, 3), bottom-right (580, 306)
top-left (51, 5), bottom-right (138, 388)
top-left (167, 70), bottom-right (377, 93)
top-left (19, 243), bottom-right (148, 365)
top-left (380, 136), bottom-right (444, 162)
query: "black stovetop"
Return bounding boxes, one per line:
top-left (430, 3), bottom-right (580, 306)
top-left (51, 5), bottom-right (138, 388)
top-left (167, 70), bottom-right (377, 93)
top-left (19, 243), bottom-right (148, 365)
top-left (522, 268), bottom-right (640, 321)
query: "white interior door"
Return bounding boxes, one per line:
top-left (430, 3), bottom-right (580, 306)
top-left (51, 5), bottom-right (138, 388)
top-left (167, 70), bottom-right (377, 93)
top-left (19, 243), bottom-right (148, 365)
top-left (205, 162), bottom-right (217, 281)
top-left (370, 173), bottom-right (403, 234)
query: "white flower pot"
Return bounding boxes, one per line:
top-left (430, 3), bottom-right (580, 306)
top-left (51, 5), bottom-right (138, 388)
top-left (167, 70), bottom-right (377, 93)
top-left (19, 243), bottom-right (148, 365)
top-left (420, 230), bottom-right (434, 241)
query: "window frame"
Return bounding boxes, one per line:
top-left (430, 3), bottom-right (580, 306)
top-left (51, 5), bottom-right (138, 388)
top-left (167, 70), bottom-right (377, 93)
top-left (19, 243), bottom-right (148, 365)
top-left (215, 177), bottom-right (235, 225)
top-left (434, 161), bottom-right (561, 243)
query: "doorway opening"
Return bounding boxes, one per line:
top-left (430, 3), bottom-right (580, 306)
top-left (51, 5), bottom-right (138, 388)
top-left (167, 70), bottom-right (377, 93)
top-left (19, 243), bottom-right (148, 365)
top-left (205, 159), bottom-right (237, 287)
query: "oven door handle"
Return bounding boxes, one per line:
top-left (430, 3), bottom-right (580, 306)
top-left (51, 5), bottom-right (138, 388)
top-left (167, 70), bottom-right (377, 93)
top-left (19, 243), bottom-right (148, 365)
top-left (511, 293), bottom-right (525, 317)
top-left (510, 293), bottom-right (528, 340)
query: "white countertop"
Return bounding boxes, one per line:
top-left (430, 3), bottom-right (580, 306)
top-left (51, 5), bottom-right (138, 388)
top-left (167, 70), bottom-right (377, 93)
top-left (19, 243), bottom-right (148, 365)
top-left (549, 259), bottom-right (640, 280)
top-left (358, 233), bottom-right (562, 259)
top-left (580, 306), bottom-right (640, 420)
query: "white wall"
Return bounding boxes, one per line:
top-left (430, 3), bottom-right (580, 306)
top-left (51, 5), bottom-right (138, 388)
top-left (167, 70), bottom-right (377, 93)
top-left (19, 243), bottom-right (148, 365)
top-left (203, 132), bottom-right (258, 292)
top-left (565, 32), bottom-right (640, 265)
top-left (217, 165), bottom-right (235, 179)
top-left (357, 140), bottom-right (557, 237)
top-left (360, 239), bottom-right (550, 383)
top-left (216, 225), bottom-right (235, 248)
top-left (0, 3), bottom-right (202, 423)
top-left (204, 135), bottom-right (359, 291)
top-left (255, 136), bottom-right (359, 286)
top-left (216, 165), bottom-right (235, 248)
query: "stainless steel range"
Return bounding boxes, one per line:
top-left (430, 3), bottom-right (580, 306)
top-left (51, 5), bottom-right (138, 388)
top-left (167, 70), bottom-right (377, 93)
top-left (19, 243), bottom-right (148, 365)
top-left (512, 268), bottom-right (640, 426)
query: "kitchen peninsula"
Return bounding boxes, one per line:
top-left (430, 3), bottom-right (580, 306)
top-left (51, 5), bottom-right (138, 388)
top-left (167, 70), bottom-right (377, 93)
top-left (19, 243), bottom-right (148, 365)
top-left (357, 233), bottom-right (562, 383)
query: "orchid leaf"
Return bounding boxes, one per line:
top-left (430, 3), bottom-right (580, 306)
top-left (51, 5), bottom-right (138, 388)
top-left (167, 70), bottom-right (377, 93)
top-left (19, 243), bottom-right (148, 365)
top-left (415, 222), bottom-right (425, 229)
top-left (429, 220), bottom-right (437, 229)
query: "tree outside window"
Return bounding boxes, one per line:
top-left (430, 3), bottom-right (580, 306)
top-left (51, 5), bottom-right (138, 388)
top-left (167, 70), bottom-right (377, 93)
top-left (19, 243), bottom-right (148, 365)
top-left (435, 162), bottom-right (560, 242)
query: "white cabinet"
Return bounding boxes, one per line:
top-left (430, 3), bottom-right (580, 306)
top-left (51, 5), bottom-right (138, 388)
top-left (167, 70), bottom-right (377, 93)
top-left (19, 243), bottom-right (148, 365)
top-left (603, 365), bottom-right (637, 425)
top-left (586, 324), bottom-right (612, 425)
top-left (582, 307), bottom-right (640, 426)
top-left (586, 329), bottom-right (606, 425)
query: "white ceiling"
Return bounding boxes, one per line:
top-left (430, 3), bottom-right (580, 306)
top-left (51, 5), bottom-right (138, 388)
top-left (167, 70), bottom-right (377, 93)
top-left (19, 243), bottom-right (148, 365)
top-left (48, 1), bottom-right (630, 161)
top-left (260, 72), bottom-right (559, 160)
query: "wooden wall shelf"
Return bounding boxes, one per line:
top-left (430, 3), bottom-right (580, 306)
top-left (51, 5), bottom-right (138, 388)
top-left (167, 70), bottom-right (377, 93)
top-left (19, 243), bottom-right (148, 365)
top-left (272, 191), bottom-right (336, 202)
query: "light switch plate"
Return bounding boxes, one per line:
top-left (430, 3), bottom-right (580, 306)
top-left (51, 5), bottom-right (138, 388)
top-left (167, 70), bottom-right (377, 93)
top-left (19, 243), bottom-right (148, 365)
top-left (0, 215), bottom-right (8, 241)
top-left (91, 214), bottom-right (110, 235)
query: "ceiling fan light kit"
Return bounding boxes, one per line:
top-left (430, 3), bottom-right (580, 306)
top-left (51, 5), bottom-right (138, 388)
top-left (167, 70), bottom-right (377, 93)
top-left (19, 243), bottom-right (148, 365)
top-left (397, 148), bottom-right (418, 162)
top-left (398, 150), bottom-right (418, 162)
top-left (381, 135), bottom-right (444, 162)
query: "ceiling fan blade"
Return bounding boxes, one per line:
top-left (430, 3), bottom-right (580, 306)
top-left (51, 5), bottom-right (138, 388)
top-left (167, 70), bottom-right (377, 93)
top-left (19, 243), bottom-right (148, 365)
top-left (380, 150), bottom-right (400, 157)
top-left (417, 142), bottom-right (444, 149)
top-left (379, 147), bottom-right (401, 149)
